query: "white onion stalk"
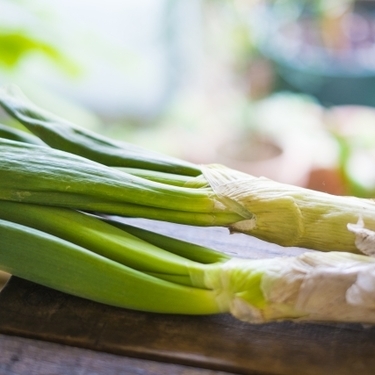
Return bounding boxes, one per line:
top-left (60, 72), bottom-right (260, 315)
top-left (201, 164), bottom-right (375, 254)
top-left (203, 251), bottom-right (375, 324)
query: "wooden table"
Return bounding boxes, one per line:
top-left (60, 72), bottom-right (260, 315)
top-left (1, 219), bottom-right (375, 375)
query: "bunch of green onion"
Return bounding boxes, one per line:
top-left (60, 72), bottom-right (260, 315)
top-left (1, 86), bottom-right (375, 324)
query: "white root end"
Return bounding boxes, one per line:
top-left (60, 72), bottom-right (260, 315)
top-left (347, 218), bottom-right (375, 257)
top-left (205, 252), bottom-right (375, 324)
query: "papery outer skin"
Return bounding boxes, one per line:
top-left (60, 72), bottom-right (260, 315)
top-left (347, 218), bottom-right (375, 257)
top-left (346, 269), bottom-right (375, 309)
top-left (201, 164), bottom-right (375, 253)
top-left (203, 252), bottom-right (375, 324)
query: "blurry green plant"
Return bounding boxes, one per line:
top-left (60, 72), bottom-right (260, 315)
top-left (326, 107), bottom-right (375, 199)
top-left (0, 0), bottom-right (79, 73)
top-left (0, 30), bottom-right (77, 74)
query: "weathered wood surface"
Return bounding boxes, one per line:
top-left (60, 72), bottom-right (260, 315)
top-left (1, 219), bottom-right (375, 375)
top-left (0, 333), bottom-right (230, 375)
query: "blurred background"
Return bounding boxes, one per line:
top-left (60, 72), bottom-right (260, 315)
top-left (1, 0), bottom-right (375, 199)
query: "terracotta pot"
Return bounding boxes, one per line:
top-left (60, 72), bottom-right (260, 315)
top-left (215, 133), bottom-right (313, 187)
top-left (306, 167), bottom-right (346, 195)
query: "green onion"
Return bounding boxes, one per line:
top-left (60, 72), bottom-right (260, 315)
top-left (0, 85), bottom-right (200, 176)
top-left (2, 201), bottom-right (375, 324)
top-left (0, 138), bottom-right (242, 226)
top-left (0, 217), bottom-right (220, 314)
top-left (0, 122), bottom-right (45, 145)
top-left (1, 86), bottom-right (375, 255)
top-left (203, 250), bottom-right (375, 324)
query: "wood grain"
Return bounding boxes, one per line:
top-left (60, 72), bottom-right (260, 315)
top-left (0, 333), bottom-right (231, 375)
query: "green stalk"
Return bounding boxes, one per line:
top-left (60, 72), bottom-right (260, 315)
top-left (117, 167), bottom-right (208, 188)
top-left (0, 139), bottom-right (204, 211)
top-left (102, 217), bottom-right (230, 264)
top-left (0, 200), bottom-right (206, 283)
top-left (0, 218), bottom-right (221, 314)
top-left (0, 139), bottom-right (244, 227)
top-left (0, 123), bottom-right (45, 145)
top-left (0, 85), bottom-right (200, 176)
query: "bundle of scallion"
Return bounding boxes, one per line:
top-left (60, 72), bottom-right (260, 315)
top-left (2, 86), bottom-right (375, 324)
top-left (2, 199), bottom-right (375, 324)
top-left (0, 86), bottom-right (375, 255)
